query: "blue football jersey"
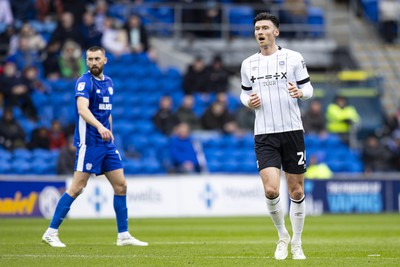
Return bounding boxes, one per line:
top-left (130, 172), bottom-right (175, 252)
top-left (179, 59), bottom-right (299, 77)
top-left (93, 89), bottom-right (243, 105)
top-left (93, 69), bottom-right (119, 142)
top-left (73, 71), bottom-right (114, 146)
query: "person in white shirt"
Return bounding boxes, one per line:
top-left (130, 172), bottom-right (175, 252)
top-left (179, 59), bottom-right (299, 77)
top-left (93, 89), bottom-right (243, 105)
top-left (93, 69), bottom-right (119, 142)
top-left (240, 12), bottom-right (313, 261)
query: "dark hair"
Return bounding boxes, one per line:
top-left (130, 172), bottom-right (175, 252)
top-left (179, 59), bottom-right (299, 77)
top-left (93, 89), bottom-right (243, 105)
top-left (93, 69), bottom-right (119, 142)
top-left (87, 46), bottom-right (105, 55)
top-left (254, 12), bottom-right (279, 28)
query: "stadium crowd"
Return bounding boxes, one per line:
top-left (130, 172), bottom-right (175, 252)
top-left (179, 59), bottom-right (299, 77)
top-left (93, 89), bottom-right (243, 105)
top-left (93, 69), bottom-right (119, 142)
top-left (0, 0), bottom-right (399, 175)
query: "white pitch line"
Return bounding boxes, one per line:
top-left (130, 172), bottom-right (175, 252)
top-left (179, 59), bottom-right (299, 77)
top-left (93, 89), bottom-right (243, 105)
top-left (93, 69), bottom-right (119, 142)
top-left (0, 254), bottom-right (270, 260)
top-left (1, 254), bottom-right (398, 260)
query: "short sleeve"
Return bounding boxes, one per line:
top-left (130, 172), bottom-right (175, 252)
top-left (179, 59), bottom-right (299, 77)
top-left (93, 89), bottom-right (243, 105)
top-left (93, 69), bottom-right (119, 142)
top-left (240, 59), bottom-right (252, 90)
top-left (293, 52), bottom-right (310, 83)
top-left (75, 76), bottom-right (91, 99)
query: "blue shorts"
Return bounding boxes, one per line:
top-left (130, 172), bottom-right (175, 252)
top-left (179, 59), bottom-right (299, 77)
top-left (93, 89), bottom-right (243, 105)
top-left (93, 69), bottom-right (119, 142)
top-left (74, 144), bottom-right (123, 175)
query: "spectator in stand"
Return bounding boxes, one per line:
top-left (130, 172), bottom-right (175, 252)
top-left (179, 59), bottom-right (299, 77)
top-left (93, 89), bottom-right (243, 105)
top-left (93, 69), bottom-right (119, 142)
top-left (304, 154), bottom-right (332, 179)
top-left (279, 0), bottom-right (308, 38)
top-left (168, 122), bottom-right (201, 173)
top-left (56, 135), bottom-right (76, 175)
top-left (49, 11), bottom-right (85, 48)
top-left (201, 98), bottom-right (241, 135)
top-left (0, 25), bottom-right (15, 63)
top-left (362, 135), bottom-right (392, 173)
top-left (302, 99), bottom-right (327, 135)
top-left (22, 65), bottom-right (49, 94)
top-left (326, 95), bottom-right (360, 146)
top-left (0, 108), bottom-right (26, 150)
top-left (80, 11), bottom-right (103, 49)
top-left (380, 107), bottom-right (400, 138)
top-left (10, 0), bottom-right (35, 21)
top-left (93, 0), bottom-right (108, 33)
top-left (42, 41), bottom-right (62, 80)
top-left (49, 120), bottom-right (67, 150)
top-left (183, 56), bottom-right (209, 95)
top-left (125, 14), bottom-right (149, 54)
top-left (58, 40), bottom-right (86, 79)
top-left (175, 94), bottom-right (202, 130)
top-left (378, 0), bottom-right (399, 44)
top-left (153, 95), bottom-right (180, 136)
top-left (0, 0), bottom-right (13, 25)
top-left (35, 0), bottom-right (63, 22)
top-left (9, 22), bottom-right (47, 56)
top-left (7, 36), bottom-right (42, 72)
top-left (236, 105), bottom-right (255, 133)
top-left (0, 61), bottom-right (38, 120)
top-left (58, 0), bottom-right (87, 25)
top-left (101, 17), bottom-right (130, 57)
top-left (28, 126), bottom-right (50, 150)
top-left (205, 54), bottom-right (230, 93)
top-left (386, 129), bottom-right (400, 171)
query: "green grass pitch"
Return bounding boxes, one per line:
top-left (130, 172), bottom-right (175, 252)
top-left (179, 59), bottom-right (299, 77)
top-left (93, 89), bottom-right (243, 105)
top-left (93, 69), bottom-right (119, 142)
top-left (0, 214), bottom-right (399, 266)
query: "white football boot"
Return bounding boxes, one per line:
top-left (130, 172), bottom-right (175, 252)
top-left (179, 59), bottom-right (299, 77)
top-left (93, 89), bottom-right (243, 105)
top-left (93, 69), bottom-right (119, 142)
top-left (274, 236), bottom-right (290, 260)
top-left (42, 232), bottom-right (66, 247)
top-left (117, 234), bottom-right (148, 246)
top-left (291, 243), bottom-right (306, 260)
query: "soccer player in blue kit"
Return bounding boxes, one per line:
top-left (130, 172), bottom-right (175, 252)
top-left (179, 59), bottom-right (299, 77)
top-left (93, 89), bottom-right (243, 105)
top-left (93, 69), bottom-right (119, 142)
top-left (42, 46), bottom-right (148, 247)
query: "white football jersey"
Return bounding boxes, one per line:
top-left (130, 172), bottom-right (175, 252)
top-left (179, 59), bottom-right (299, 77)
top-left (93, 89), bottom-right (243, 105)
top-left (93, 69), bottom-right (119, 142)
top-left (240, 47), bottom-right (311, 135)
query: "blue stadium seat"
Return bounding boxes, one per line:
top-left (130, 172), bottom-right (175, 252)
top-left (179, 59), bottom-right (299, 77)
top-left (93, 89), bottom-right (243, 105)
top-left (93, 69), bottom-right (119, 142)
top-left (13, 148), bottom-right (32, 161)
top-left (206, 159), bottom-right (222, 173)
top-left (142, 158), bottom-right (164, 174)
top-left (10, 159), bottom-right (32, 174)
top-left (228, 5), bottom-right (254, 37)
top-left (134, 120), bottom-right (156, 134)
top-left (0, 149), bottom-right (12, 161)
top-left (0, 160), bottom-right (12, 174)
top-left (32, 148), bottom-right (54, 161)
top-left (123, 159), bottom-right (143, 174)
top-left (307, 7), bottom-right (325, 38)
top-left (31, 158), bottom-right (56, 174)
top-left (360, 0), bottom-right (379, 23)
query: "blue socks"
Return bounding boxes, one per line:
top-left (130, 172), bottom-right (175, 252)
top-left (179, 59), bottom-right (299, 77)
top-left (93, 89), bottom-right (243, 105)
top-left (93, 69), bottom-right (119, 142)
top-left (114, 195), bottom-right (128, 233)
top-left (49, 193), bottom-right (128, 233)
top-left (49, 193), bottom-right (75, 229)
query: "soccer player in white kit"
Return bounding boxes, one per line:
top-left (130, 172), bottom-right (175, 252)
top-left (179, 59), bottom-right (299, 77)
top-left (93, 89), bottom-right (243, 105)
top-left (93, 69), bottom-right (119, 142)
top-left (240, 13), bottom-right (313, 260)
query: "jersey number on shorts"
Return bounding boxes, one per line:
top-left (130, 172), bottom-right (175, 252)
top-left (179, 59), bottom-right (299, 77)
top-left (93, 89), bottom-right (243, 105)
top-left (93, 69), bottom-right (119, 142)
top-left (297, 151), bottom-right (305, 165)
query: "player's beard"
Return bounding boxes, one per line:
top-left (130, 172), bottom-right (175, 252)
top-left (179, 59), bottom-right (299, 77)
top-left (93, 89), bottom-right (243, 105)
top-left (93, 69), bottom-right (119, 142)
top-left (90, 65), bottom-right (103, 77)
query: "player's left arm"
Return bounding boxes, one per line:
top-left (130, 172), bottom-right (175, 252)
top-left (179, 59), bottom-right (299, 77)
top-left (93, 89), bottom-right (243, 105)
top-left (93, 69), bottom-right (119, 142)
top-left (289, 54), bottom-right (314, 100)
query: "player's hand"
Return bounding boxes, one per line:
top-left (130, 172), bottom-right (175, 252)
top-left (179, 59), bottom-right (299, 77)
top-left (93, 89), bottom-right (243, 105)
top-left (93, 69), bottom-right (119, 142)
top-left (98, 126), bottom-right (114, 142)
top-left (248, 93), bottom-right (261, 108)
top-left (288, 82), bottom-right (303, 98)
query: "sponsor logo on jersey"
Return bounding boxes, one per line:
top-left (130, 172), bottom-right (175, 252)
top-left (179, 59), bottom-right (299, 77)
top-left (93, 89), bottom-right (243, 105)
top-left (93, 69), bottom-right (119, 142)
top-left (77, 82), bottom-right (85, 91)
top-left (108, 87), bottom-right (113, 95)
top-left (99, 103), bottom-right (112, 110)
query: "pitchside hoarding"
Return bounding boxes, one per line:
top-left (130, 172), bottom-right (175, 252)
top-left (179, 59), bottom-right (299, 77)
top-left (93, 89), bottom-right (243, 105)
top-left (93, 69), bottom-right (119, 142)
top-left (0, 181), bottom-right (65, 218)
top-left (1, 176), bottom-right (400, 218)
top-left (67, 175), bottom-right (288, 218)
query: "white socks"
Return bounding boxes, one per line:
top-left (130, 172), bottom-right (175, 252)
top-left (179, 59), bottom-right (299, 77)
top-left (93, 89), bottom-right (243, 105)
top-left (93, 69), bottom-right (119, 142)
top-left (266, 195), bottom-right (306, 244)
top-left (266, 195), bottom-right (290, 240)
top-left (290, 195), bottom-right (305, 245)
top-left (45, 227), bottom-right (58, 235)
top-left (118, 231), bottom-right (130, 240)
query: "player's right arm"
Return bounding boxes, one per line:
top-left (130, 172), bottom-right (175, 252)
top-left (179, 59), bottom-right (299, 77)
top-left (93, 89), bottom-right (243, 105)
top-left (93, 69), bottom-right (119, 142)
top-left (240, 59), bottom-right (261, 109)
top-left (76, 96), bottom-right (114, 142)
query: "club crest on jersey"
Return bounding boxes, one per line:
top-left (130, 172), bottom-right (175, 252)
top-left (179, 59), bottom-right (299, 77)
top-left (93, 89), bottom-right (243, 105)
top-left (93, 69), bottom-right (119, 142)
top-left (108, 87), bottom-right (113, 95)
top-left (86, 163), bottom-right (92, 170)
top-left (77, 82), bottom-right (85, 91)
top-left (252, 66), bottom-right (258, 71)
